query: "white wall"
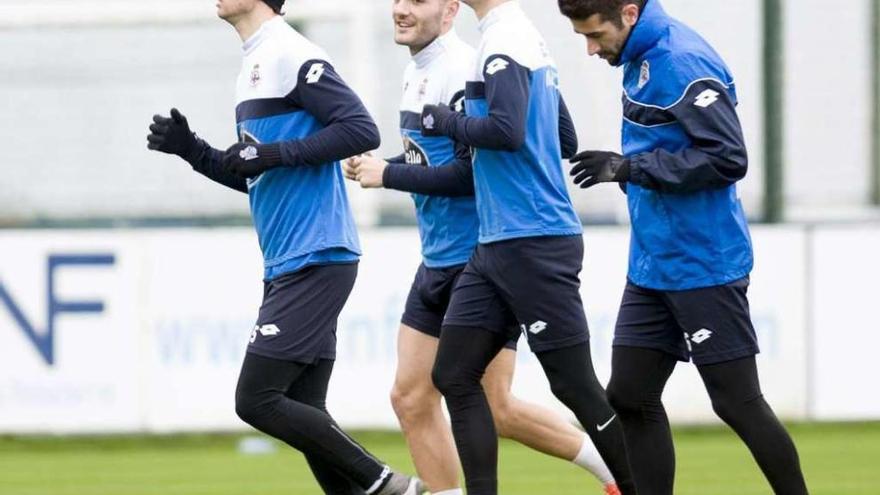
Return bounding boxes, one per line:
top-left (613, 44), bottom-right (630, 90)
top-left (784, 0), bottom-right (873, 214)
top-left (809, 224), bottom-right (880, 420)
top-left (1, 225), bottom-right (874, 433)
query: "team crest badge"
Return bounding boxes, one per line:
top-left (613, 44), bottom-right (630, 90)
top-left (250, 64), bottom-right (261, 87)
top-left (638, 60), bottom-right (650, 89)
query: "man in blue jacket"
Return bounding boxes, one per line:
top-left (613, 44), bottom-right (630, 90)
top-left (557, 1), bottom-right (809, 494)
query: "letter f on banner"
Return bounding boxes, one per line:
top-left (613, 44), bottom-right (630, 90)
top-left (0, 254), bottom-right (115, 366)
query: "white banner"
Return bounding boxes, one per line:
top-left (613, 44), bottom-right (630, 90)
top-left (0, 225), bottom-right (858, 433)
top-left (810, 225), bottom-right (880, 420)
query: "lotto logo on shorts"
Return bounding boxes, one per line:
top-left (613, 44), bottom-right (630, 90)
top-left (250, 324), bottom-right (281, 343)
top-left (684, 328), bottom-right (713, 352)
top-left (691, 328), bottom-right (713, 344)
top-left (521, 320), bottom-right (548, 335)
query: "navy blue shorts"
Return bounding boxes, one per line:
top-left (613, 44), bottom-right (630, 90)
top-left (402, 263), bottom-right (518, 350)
top-left (248, 262), bottom-right (358, 364)
top-left (443, 235), bottom-right (589, 353)
top-left (614, 277), bottom-right (760, 365)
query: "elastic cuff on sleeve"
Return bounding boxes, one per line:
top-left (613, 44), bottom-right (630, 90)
top-left (261, 142), bottom-right (284, 167)
top-left (383, 162), bottom-right (403, 190)
top-left (617, 159), bottom-right (632, 182)
top-left (183, 135), bottom-right (206, 167)
top-left (628, 154), bottom-right (646, 187)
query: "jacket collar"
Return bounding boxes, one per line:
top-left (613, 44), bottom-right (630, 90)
top-left (242, 16), bottom-right (286, 55)
top-left (616, 0), bottom-right (671, 67)
top-left (478, 1), bottom-right (523, 34)
top-left (413, 29), bottom-right (460, 69)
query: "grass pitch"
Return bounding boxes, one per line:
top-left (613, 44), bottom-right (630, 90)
top-left (0, 422), bottom-right (877, 494)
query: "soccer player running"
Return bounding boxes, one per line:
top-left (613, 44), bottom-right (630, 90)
top-left (343, 1), bottom-right (618, 494)
top-left (386, 1), bottom-right (638, 494)
top-left (557, 1), bottom-right (810, 494)
top-left (145, 1), bottom-right (425, 493)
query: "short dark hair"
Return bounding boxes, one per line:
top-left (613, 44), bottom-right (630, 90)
top-left (262, 0), bottom-right (285, 14)
top-left (557, 0), bottom-right (645, 25)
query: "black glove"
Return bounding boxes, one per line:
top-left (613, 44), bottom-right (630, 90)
top-left (420, 104), bottom-right (455, 137)
top-left (147, 108), bottom-right (197, 158)
top-left (222, 142), bottom-right (283, 179)
top-left (569, 150), bottom-right (631, 189)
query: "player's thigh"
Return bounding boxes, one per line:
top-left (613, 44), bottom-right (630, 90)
top-left (250, 263), bottom-right (358, 363)
top-left (489, 236), bottom-right (589, 353)
top-left (285, 359), bottom-right (335, 409)
top-left (614, 282), bottom-right (688, 362)
top-left (401, 262), bottom-right (464, 340)
top-left (394, 323), bottom-right (441, 395)
top-left (663, 277), bottom-right (759, 366)
top-left (442, 256), bottom-right (516, 336)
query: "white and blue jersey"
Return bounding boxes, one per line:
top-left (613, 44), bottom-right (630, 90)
top-left (617, 0), bottom-right (752, 290)
top-left (186, 16), bottom-right (380, 280)
top-left (424, 1), bottom-right (581, 244)
top-left (390, 31), bottom-right (479, 268)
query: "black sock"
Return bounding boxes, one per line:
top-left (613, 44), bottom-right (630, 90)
top-left (698, 357), bottom-right (809, 495)
top-left (235, 353), bottom-right (385, 492)
top-left (432, 325), bottom-right (509, 495)
top-left (536, 343), bottom-right (637, 495)
top-left (607, 346), bottom-right (678, 495)
top-left (285, 359), bottom-right (367, 495)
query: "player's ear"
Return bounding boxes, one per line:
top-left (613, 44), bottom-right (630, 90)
top-left (621, 2), bottom-right (640, 28)
top-left (445, 0), bottom-right (460, 23)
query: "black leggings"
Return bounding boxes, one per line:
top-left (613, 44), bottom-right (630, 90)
top-left (235, 353), bottom-right (382, 494)
top-left (607, 347), bottom-right (808, 495)
top-left (432, 326), bottom-right (636, 495)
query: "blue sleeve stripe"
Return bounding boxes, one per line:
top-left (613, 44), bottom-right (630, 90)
top-left (623, 95), bottom-right (676, 127)
top-left (236, 97), bottom-right (304, 123)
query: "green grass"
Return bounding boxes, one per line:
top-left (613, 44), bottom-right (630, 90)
top-left (0, 423), bottom-right (877, 494)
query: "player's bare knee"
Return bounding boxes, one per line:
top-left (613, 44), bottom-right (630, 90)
top-left (390, 382), bottom-right (439, 425)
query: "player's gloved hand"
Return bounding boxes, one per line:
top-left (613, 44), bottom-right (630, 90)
top-left (420, 104), bottom-right (455, 137)
top-left (569, 150), bottom-right (631, 189)
top-left (222, 142), bottom-right (283, 179)
top-left (147, 108), bottom-right (197, 158)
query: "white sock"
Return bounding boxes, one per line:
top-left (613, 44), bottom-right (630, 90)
top-left (433, 490), bottom-right (464, 495)
top-left (572, 433), bottom-right (615, 485)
